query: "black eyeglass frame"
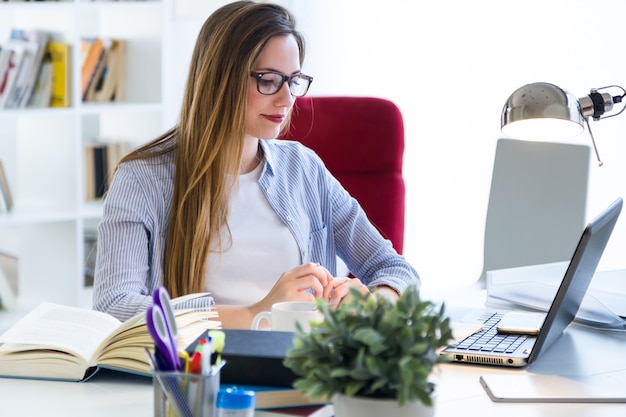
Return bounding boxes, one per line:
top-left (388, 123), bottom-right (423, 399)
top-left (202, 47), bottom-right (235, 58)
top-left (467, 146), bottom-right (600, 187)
top-left (250, 71), bottom-right (314, 97)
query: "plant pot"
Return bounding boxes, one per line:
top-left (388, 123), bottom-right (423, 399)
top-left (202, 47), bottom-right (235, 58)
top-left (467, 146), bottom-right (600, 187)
top-left (332, 393), bottom-right (436, 417)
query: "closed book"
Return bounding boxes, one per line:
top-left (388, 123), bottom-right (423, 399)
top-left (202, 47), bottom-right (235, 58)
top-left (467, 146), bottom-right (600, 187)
top-left (27, 48), bottom-right (52, 107)
top-left (6, 28), bottom-right (49, 108)
top-left (0, 48), bottom-right (11, 99)
top-left (255, 404), bottom-right (335, 417)
top-left (80, 38), bottom-right (93, 68)
top-left (0, 250), bottom-right (17, 311)
top-left (187, 329), bottom-right (298, 388)
top-left (0, 187), bottom-right (7, 213)
top-left (47, 41), bottom-right (70, 107)
top-left (0, 42), bottom-right (26, 108)
top-left (84, 144), bottom-right (95, 201)
top-left (220, 385), bottom-right (327, 410)
top-left (84, 38), bottom-right (110, 102)
top-left (0, 161), bottom-right (13, 210)
top-left (92, 145), bottom-right (107, 198)
top-left (84, 141), bottom-right (120, 201)
top-left (80, 37), bottom-right (104, 100)
top-left (93, 38), bottom-right (126, 102)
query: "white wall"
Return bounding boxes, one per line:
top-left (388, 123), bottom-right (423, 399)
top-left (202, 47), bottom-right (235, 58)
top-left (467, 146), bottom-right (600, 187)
top-left (166, 0), bottom-right (626, 291)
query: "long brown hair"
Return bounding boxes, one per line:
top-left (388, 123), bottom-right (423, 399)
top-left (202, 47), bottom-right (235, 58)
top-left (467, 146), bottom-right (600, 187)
top-left (119, 1), bottom-right (305, 297)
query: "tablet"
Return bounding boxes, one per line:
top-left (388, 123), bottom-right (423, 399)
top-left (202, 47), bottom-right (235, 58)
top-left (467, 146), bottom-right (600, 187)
top-left (479, 374), bottom-right (626, 403)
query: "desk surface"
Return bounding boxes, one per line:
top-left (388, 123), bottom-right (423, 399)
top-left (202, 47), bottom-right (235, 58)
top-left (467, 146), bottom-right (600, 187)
top-left (1, 287), bottom-right (626, 416)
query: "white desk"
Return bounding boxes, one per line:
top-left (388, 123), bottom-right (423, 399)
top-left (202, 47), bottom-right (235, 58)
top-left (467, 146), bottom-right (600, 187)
top-left (0, 371), bottom-right (154, 417)
top-left (1, 288), bottom-right (626, 416)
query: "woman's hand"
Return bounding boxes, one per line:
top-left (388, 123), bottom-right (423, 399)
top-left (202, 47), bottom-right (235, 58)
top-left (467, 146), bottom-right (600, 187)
top-left (323, 276), bottom-right (371, 305)
top-left (251, 263), bottom-right (333, 314)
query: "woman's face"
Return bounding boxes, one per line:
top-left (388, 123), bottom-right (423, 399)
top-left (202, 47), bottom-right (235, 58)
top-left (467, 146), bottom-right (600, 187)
top-left (246, 34), bottom-right (301, 140)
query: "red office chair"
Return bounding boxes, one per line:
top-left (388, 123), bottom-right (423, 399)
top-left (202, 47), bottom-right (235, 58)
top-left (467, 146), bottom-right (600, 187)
top-left (281, 96), bottom-right (406, 253)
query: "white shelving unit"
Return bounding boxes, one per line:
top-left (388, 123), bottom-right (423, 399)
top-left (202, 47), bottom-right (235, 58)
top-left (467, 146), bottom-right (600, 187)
top-left (0, 0), bottom-right (170, 309)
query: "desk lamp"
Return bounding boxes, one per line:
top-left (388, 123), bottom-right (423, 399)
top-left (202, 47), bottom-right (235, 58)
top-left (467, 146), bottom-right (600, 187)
top-left (501, 82), bottom-right (626, 166)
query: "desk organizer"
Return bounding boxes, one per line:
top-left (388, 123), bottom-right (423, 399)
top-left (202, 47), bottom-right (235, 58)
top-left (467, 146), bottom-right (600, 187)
top-left (154, 368), bottom-right (220, 417)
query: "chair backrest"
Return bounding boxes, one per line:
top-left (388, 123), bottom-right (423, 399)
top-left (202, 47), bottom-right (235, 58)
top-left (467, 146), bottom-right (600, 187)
top-left (477, 138), bottom-right (590, 286)
top-left (280, 96), bottom-right (406, 253)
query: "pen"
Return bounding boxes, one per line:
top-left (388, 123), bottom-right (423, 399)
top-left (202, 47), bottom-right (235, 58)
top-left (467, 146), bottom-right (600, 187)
top-left (208, 330), bottom-right (226, 365)
top-left (189, 351), bottom-right (202, 374)
top-left (201, 336), bottom-right (213, 375)
top-left (179, 351), bottom-right (190, 373)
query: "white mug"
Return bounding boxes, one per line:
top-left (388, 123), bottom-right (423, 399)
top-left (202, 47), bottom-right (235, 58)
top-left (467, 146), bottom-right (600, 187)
top-left (251, 301), bottom-right (323, 332)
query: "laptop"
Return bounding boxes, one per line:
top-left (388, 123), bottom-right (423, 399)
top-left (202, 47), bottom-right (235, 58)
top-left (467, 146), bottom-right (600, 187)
top-left (441, 197), bottom-right (623, 367)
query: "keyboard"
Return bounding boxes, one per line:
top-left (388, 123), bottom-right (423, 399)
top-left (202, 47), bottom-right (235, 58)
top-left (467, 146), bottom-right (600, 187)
top-left (454, 311), bottom-right (529, 353)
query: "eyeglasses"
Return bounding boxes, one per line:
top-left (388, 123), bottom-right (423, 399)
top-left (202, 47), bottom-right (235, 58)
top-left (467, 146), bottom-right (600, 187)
top-left (250, 71), bottom-right (313, 97)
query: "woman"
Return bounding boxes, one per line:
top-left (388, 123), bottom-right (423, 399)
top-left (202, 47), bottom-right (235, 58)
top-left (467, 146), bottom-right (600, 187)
top-left (93, 1), bottom-right (419, 327)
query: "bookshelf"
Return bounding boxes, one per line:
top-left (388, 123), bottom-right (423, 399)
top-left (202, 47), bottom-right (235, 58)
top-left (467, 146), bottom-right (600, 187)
top-left (0, 0), bottom-right (170, 309)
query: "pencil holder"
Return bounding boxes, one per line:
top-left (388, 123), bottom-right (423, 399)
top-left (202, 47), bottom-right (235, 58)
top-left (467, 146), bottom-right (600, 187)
top-left (153, 368), bottom-right (221, 417)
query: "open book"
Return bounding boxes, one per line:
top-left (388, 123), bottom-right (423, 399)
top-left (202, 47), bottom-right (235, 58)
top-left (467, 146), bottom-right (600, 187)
top-left (0, 294), bottom-right (220, 382)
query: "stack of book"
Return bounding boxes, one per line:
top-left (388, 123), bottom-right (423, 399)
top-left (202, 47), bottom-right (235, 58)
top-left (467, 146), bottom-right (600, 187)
top-left (0, 28), bottom-right (70, 109)
top-left (84, 140), bottom-right (123, 201)
top-left (81, 37), bottom-right (126, 102)
top-left (187, 330), bottom-right (333, 415)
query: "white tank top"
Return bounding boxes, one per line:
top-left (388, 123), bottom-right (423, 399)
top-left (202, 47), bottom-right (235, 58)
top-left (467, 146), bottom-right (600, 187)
top-left (204, 160), bottom-right (301, 305)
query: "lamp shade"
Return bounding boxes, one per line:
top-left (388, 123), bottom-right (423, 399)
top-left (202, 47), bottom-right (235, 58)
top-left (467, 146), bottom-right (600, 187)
top-left (501, 82), bottom-right (584, 140)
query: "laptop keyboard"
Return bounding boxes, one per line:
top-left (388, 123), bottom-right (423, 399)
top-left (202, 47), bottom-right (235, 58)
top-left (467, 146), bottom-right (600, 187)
top-left (454, 311), bottom-right (529, 353)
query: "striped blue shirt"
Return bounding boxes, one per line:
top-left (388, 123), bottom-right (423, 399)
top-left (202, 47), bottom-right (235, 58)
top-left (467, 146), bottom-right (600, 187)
top-left (93, 139), bottom-right (420, 321)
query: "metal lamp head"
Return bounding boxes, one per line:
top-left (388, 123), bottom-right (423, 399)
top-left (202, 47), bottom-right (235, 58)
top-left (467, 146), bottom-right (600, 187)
top-left (501, 82), bottom-right (585, 140)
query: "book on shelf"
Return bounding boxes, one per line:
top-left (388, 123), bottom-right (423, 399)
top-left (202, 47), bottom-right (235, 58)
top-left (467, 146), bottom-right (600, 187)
top-left (0, 294), bottom-right (220, 382)
top-left (26, 45), bottom-right (53, 107)
top-left (84, 140), bottom-right (123, 201)
top-left (0, 48), bottom-right (12, 102)
top-left (4, 28), bottom-right (49, 109)
top-left (47, 41), bottom-right (70, 108)
top-left (80, 37), bottom-right (93, 68)
top-left (0, 42), bottom-right (26, 109)
top-left (80, 37), bottom-right (104, 100)
top-left (84, 40), bottom-right (108, 102)
top-left (92, 38), bottom-right (126, 102)
top-left (84, 229), bottom-right (97, 287)
top-left (255, 404), bottom-right (335, 417)
top-left (0, 249), bottom-right (18, 312)
top-left (0, 160), bottom-right (13, 212)
top-left (81, 38), bottom-right (126, 102)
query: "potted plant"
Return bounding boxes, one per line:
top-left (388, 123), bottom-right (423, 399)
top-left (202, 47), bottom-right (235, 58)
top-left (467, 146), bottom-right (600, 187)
top-left (283, 285), bottom-right (453, 417)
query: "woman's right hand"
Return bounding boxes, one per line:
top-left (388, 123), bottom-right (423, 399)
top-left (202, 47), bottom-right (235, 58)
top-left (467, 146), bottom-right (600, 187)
top-left (216, 263), bottom-right (334, 329)
top-left (251, 262), bottom-right (333, 314)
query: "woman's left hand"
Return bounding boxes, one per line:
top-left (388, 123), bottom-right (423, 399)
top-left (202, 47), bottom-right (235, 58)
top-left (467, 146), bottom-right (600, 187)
top-left (323, 276), bottom-right (371, 305)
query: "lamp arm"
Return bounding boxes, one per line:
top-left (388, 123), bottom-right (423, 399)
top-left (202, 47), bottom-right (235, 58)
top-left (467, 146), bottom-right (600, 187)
top-left (584, 118), bottom-right (604, 167)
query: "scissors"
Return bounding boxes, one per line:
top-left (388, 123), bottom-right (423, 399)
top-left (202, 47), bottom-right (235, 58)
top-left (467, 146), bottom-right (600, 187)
top-left (147, 287), bottom-right (180, 371)
top-left (147, 304), bottom-right (180, 371)
top-left (153, 286), bottom-right (178, 349)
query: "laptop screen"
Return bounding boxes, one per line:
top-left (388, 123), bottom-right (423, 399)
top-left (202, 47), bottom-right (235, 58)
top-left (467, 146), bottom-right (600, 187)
top-left (528, 197), bottom-right (622, 363)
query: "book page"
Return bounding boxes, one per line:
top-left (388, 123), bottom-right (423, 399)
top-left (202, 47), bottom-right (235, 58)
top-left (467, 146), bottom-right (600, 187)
top-left (94, 291), bottom-right (215, 353)
top-left (96, 309), bottom-right (220, 373)
top-left (0, 302), bottom-right (121, 361)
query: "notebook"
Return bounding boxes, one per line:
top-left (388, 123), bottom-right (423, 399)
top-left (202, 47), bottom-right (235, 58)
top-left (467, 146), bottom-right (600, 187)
top-left (441, 197), bottom-right (623, 367)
